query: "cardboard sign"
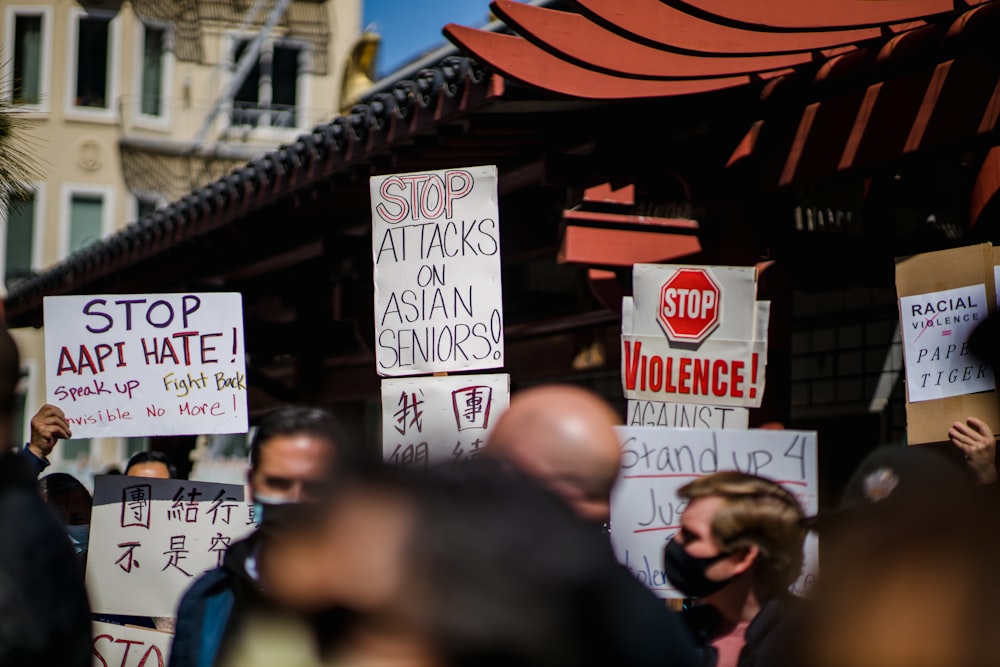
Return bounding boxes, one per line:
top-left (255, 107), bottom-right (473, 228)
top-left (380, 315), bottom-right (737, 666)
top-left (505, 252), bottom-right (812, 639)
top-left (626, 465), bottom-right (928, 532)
top-left (43, 293), bottom-right (248, 438)
top-left (371, 166), bottom-right (503, 376)
top-left (86, 475), bottom-right (257, 617)
top-left (896, 244), bottom-right (1000, 444)
top-left (92, 621), bottom-right (172, 667)
top-left (626, 400), bottom-right (749, 430)
top-left (610, 426), bottom-right (818, 598)
top-left (381, 374), bottom-right (510, 467)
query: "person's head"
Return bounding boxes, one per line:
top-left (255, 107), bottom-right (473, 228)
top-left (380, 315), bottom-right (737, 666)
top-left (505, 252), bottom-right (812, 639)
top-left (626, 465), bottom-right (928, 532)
top-left (262, 462), bottom-right (612, 667)
top-left (486, 385), bottom-right (622, 522)
top-left (248, 406), bottom-right (351, 505)
top-left (39, 472), bottom-right (93, 556)
top-left (124, 450), bottom-right (174, 479)
top-left (666, 471), bottom-right (805, 600)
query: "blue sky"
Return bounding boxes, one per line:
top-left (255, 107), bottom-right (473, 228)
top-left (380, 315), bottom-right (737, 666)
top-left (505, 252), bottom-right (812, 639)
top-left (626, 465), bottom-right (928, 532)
top-left (363, 0), bottom-right (495, 78)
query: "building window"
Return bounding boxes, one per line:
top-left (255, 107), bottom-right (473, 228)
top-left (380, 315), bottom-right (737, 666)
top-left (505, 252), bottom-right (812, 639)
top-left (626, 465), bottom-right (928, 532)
top-left (75, 15), bottom-right (111, 109)
top-left (140, 25), bottom-right (165, 117)
top-left (69, 194), bottom-right (104, 254)
top-left (230, 39), bottom-right (302, 128)
top-left (13, 15), bottom-right (42, 105)
top-left (5, 191), bottom-right (36, 282)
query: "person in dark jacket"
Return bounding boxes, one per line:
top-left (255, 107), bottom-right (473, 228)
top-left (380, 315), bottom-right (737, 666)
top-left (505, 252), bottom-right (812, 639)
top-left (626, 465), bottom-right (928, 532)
top-left (666, 472), bottom-right (807, 667)
top-left (486, 384), bottom-right (702, 667)
top-left (0, 326), bottom-right (91, 667)
top-left (169, 406), bottom-right (356, 667)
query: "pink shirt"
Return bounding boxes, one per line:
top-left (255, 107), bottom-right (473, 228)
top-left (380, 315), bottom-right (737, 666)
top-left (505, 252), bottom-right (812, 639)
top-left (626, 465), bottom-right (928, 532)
top-left (711, 620), bottom-right (750, 667)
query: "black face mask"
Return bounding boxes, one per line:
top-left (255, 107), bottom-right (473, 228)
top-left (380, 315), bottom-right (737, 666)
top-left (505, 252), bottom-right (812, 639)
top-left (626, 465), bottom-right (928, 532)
top-left (663, 538), bottom-right (736, 598)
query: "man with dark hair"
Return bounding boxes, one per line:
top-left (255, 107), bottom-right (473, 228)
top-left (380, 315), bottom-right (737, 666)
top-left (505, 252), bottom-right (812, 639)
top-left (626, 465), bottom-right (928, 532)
top-left (667, 471), bottom-right (807, 667)
top-left (125, 450), bottom-right (176, 479)
top-left (169, 406), bottom-right (355, 667)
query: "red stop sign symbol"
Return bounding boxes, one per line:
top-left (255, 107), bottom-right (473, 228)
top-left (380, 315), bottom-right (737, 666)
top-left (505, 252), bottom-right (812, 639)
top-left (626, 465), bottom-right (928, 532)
top-left (657, 268), bottom-right (722, 344)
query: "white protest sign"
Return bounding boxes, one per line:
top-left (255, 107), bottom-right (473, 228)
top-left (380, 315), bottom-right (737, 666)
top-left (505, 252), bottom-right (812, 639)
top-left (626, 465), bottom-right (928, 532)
top-left (626, 401), bottom-right (748, 430)
top-left (43, 293), bottom-right (248, 438)
top-left (382, 373), bottom-right (509, 467)
top-left (371, 166), bottom-right (503, 376)
top-left (899, 284), bottom-right (994, 403)
top-left (86, 475), bottom-right (257, 617)
top-left (92, 621), bottom-right (172, 667)
top-left (610, 427), bottom-right (818, 598)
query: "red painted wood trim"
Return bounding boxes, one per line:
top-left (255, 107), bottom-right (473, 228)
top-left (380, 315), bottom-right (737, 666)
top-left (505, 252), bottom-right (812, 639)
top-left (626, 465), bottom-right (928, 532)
top-left (443, 25), bottom-right (750, 99)
top-left (563, 209), bottom-right (700, 230)
top-left (678, 0), bottom-right (954, 29)
top-left (560, 226), bottom-right (702, 266)
top-left (575, 0), bottom-right (885, 55)
top-left (582, 183), bottom-right (635, 205)
top-left (491, 0), bottom-right (815, 79)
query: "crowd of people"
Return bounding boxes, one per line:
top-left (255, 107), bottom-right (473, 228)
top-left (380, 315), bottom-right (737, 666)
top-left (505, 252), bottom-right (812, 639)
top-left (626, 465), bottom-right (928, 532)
top-left (2, 314), bottom-right (1000, 667)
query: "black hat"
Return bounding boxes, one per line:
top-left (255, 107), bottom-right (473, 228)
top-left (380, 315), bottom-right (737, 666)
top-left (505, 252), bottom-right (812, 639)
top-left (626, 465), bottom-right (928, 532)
top-left (804, 444), bottom-right (972, 531)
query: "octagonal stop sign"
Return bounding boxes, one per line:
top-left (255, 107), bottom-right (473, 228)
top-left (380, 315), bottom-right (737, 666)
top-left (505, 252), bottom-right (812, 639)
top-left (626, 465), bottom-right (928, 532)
top-left (657, 268), bottom-right (722, 344)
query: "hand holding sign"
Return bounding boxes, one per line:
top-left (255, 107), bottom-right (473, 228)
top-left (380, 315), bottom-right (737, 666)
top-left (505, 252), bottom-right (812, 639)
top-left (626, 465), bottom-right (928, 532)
top-left (28, 404), bottom-right (72, 459)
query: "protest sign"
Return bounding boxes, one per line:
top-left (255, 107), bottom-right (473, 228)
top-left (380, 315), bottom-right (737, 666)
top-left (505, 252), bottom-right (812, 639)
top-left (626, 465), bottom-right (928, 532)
top-left (622, 266), bottom-right (765, 408)
top-left (626, 400), bottom-right (749, 430)
top-left (86, 475), bottom-right (257, 617)
top-left (610, 426), bottom-right (818, 598)
top-left (92, 621), bottom-right (172, 667)
top-left (896, 244), bottom-right (999, 444)
top-left (382, 373), bottom-right (510, 467)
top-left (371, 166), bottom-right (503, 376)
top-left (43, 293), bottom-right (248, 438)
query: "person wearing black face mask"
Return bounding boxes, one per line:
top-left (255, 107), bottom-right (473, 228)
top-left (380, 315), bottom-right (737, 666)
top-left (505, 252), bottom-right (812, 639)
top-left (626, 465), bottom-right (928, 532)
top-left (666, 471), bottom-right (807, 667)
top-left (170, 406), bottom-right (360, 667)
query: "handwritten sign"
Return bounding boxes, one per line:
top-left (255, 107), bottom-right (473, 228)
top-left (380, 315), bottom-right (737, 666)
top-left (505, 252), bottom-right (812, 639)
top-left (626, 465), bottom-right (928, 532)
top-left (371, 166), bottom-right (503, 376)
top-left (43, 293), bottom-right (248, 438)
top-left (87, 475), bottom-right (257, 617)
top-left (382, 373), bottom-right (509, 467)
top-left (627, 401), bottom-right (748, 430)
top-left (92, 621), bottom-right (172, 667)
top-left (610, 427), bottom-right (818, 598)
top-left (899, 284), bottom-right (994, 403)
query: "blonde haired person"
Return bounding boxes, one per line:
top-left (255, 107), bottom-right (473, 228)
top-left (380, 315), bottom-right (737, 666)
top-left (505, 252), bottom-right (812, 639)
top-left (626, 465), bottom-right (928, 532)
top-left (666, 472), bottom-right (806, 667)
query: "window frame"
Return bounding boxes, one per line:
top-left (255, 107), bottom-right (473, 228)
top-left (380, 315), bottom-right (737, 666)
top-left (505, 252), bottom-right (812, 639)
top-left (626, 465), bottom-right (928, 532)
top-left (59, 183), bottom-right (114, 260)
top-left (132, 19), bottom-right (173, 130)
top-left (0, 182), bottom-right (46, 296)
top-left (223, 31), bottom-right (310, 135)
top-left (64, 6), bottom-right (122, 122)
top-left (2, 5), bottom-right (54, 112)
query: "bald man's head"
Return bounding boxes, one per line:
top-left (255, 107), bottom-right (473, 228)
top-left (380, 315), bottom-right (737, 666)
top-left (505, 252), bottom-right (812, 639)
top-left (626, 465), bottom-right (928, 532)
top-left (486, 385), bottom-right (622, 522)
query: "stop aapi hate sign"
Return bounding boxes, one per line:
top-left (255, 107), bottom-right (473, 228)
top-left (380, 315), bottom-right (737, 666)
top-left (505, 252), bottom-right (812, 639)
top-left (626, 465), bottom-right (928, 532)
top-left (43, 293), bottom-right (249, 438)
top-left (371, 166), bottom-right (504, 376)
top-left (622, 265), bottom-right (765, 408)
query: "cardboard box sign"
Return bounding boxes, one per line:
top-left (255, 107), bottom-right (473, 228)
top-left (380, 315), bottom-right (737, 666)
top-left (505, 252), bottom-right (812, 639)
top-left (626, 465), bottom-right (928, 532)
top-left (895, 244), bottom-right (1000, 445)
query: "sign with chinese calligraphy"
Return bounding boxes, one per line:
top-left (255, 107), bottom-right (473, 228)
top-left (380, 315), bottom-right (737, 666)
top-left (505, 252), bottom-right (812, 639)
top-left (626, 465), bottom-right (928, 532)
top-left (610, 427), bottom-right (818, 599)
top-left (381, 373), bottom-right (510, 467)
top-left (43, 293), bottom-right (249, 438)
top-left (895, 244), bottom-right (1000, 444)
top-left (92, 621), bottom-right (172, 667)
top-left (371, 166), bottom-right (504, 376)
top-left (86, 475), bottom-right (257, 617)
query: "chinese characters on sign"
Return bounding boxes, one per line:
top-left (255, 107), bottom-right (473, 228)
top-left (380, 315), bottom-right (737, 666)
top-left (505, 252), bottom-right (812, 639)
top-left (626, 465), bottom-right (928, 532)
top-left (87, 475), bottom-right (257, 617)
top-left (43, 292), bottom-right (249, 438)
top-left (381, 374), bottom-right (510, 467)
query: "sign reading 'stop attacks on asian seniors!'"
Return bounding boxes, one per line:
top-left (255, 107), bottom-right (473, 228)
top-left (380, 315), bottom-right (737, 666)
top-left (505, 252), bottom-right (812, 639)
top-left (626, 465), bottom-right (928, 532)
top-left (44, 293), bottom-right (248, 438)
top-left (371, 166), bottom-right (503, 377)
